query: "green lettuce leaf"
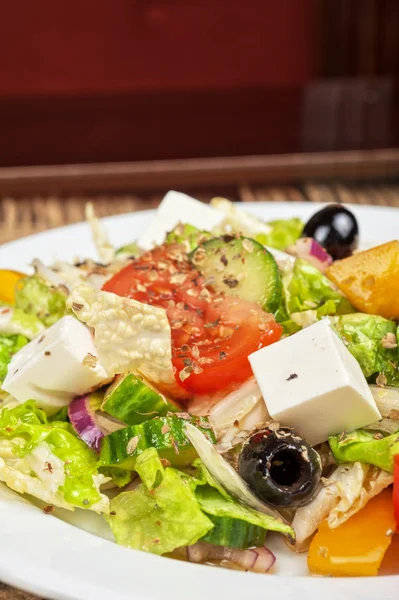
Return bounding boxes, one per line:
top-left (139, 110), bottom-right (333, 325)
top-left (0, 401), bottom-right (109, 511)
top-left (192, 459), bottom-right (294, 537)
top-left (166, 224), bottom-right (211, 251)
top-left (329, 429), bottom-right (399, 473)
top-left (106, 448), bottom-right (213, 554)
top-left (330, 313), bottom-right (399, 385)
top-left (195, 485), bottom-right (293, 536)
top-left (0, 307), bottom-right (45, 340)
top-left (282, 259), bottom-right (353, 316)
top-left (115, 242), bottom-right (141, 258)
top-left (15, 276), bottom-right (68, 327)
top-left (0, 334), bottom-right (28, 384)
top-left (99, 466), bottom-right (132, 488)
top-left (256, 218), bottom-right (303, 250)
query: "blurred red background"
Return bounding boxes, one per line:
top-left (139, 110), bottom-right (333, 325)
top-left (0, 0), bottom-right (397, 166)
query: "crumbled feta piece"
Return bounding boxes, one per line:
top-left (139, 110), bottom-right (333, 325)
top-left (249, 319), bottom-right (381, 446)
top-left (67, 284), bottom-right (175, 385)
top-left (2, 316), bottom-right (109, 414)
top-left (137, 191), bottom-right (224, 250)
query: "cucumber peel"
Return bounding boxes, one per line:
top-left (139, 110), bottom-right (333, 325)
top-left (202, 515), bottom-right (267, 549)
top-left (100, 414), bottom-right (215, 469)
top-left (102, 373), bottom-right (181, 426)
top-left (190, 235), bottom-right (282, 313)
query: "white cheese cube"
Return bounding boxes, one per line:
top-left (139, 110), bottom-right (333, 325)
top-left (137, 190), bottom-right (224, 250)
top-left (248, 318), bottom-right (381, 446)
top-left (2, 316), bottom-right (109, 415)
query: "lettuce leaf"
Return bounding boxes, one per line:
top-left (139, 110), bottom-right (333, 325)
top-left (106, 448), bottom-right (213, 554)
top-left (0, 334), bottom-right (28, 384)
top-left (282, 259), bottom-right (353, 317)
top-left (329, 429), bottom-right (399, 473)
top-left (330, 314), bottom-right (399, 385)
top-left (68, 284), bottom-right (175, 385)
top-left (0, 401), bottom-right (109, 512)
top-left (165, 224), bottom-right (211, 251)
top-left (0, 307), bottom-right (45, 340)
top-left (15, 276), bottom-right (68, 327)
top-left (195, 485), bottom-right (293, 535)
top-left (256, 218), bottom-right (303, 250)
top-left (192, 459), bottom-right (294, 537)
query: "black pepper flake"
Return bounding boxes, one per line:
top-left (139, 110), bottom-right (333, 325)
top-left (183, 358), bottom-right (193, 367)
top-left (220, 255), bottom-right (228, 266)
top-left (134, 265), bottom-right (150, 271)
top-left (43, 505), bottom-right (54, 514)
top-left (82, 499), bottom-right (90, 506)
top-left (38, 335), bottom-right (45, 343)
top-left (223, 277), bottom-right (239, 289)
top-left (45, 351), bottom-right (51, 356)
top-left (219, 351), bottom-right (227, 360)
top-left (287, 373), bottom-right (298, 381)
top-left (72, 302), bottom-right (83, 311)
top-left (222, 234), bottom-right (235, 243)
top-left (110, 511), bottom-right (117, 516)
top-left (204, 318), bottom-right (220, 329)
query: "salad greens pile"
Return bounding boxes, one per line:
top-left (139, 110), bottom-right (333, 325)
top-left (0, 193), bottom-right (398, 577)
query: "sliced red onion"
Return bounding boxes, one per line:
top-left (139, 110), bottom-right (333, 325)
top-left (187, 542), bottom-right (275, 573)
top-left (286, 238), bottom-right (333, 272)
top-left (68, 393), bottom-right (126, 452)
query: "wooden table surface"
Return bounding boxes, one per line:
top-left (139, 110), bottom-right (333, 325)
top-left (0, 182), bottom-right (398, 599)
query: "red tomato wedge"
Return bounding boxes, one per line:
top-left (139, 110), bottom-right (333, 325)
top-left (103, 244), bottom-right (282, 396)
top-left (394, 454), bottom-right (399, 533)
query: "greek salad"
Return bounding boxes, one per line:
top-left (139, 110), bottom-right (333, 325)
top-left (0, 191), bottom-right (399, 577)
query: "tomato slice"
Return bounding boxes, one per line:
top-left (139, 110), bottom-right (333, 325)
top-left (103, 244), bottom-right (283, 396)
top-left (394, 454), bottom-right (399, 533)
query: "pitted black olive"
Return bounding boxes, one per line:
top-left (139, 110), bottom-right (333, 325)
top-left (238, 427), bottom-right (321, 507)
top-left (302, 204), bottom-right (358, 260)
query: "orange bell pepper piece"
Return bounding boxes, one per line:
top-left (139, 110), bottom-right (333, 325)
top-left (308, 489), bottom-right (395, 577)
top-left (0, 269), bottom-right (26, 305)
top-left (327, 240), bottom-right (399, 319)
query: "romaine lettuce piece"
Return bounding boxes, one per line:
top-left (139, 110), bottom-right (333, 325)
top-left (329, 428), bottom-right (399, 473)
top-left (115, 242), bottom-right (141, 258)
top-left (256, 218), bottom-right (303, 251)
top-left (0, 400), bottom-right (109, 512)
top-left (0, 334), bottom-right (28, 384)
top-left (195, 485), bottom-right (292, 535)
top-left (15, 276), bottom-right (68, 327)
top-left (0, 307), bottom-right (45, 339)
top-left (330, 313), bottom-right (399, 385)
top-left (282, 259), bottom-right (353, 316)
top-left (106, 448), bottom-right (213, 555)
top-left (67, 284), bottom-right (175, 386)
top-left (165, 223), bottom-right (211, 251)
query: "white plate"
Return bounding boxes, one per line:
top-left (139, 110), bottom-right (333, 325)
top-left (0, 201), bottom-right (398, 600)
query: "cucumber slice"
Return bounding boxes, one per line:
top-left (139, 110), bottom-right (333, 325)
top-left (102, 373), bottom-right (182, 426)
top-left (202, 515), bottom-right (267, 550)
top-left (190, 235), bottom-right (282, 313)
top-left (100, 415), bottom-right (215, 469)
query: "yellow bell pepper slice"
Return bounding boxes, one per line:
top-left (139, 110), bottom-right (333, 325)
top-left (0, 270), bottom-right (26, 305)
top-left (308, 489), bottom-right (395, 577)
top-left (327, 240), bottom-right (399, 319)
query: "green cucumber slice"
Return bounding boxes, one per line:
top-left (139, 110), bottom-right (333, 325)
top-left (102, 373), bottom-right (181, 426)
top-left (190, 235), bottom-right (282, 313)
top-left (202, 515), bottom-right (267, 550)
top-left (100, 415), bottom-right (215, 469)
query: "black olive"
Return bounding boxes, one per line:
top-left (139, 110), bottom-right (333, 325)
top-left (238, 427), bottom-right (321, 508)
top-left (302, 204), bottom-right (358, 260)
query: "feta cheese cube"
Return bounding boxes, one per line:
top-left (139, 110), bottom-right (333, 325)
top-left (137, 191), bottom-right (224, 250)
top-left (248, 319), bottom-right (381, 446)
top-left (2, 316), bottom-right (109, 415)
